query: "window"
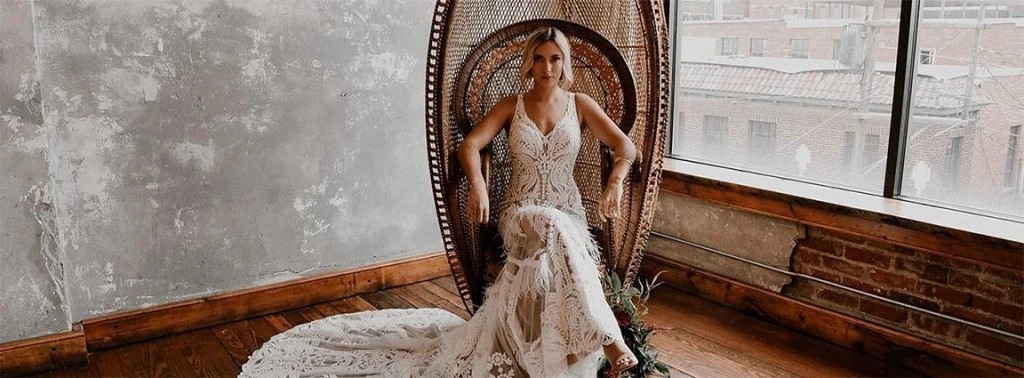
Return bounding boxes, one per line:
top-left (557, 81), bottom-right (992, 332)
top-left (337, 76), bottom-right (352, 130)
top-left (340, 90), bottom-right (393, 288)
top-left (720, 38), bottom-right (739, 55)
top-left (748, 120), bottom-right (777, 163)
top-left (901, 7), bottom-right (1024, 219)
top-left (943, 137), bottom-right (963, 188)
top-left (919, 48), bottom-right (934, 65)
top-left (750, 38), bottom-right (767, 57)
top-left (672, 2), bottom-right (893, 192)
top-left (842, 131), bottom-right (856, 173)
top-left (790, 38), bottom-right (809, 58)
top-left (841, 132), bottom-right (881, 175)
top-left (1006, 126), bottom-right (1021, 188)
top-left (672, 1), bottom-right (1024, 221)
top-left (863, 134), bottom-right (880, 171)
top-left (702, 115), bottom-right (729, 157)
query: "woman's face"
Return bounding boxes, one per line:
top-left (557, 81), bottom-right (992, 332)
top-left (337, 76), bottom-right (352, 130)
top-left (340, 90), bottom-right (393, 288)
top-left (530, 41), bottom-right (564, 87)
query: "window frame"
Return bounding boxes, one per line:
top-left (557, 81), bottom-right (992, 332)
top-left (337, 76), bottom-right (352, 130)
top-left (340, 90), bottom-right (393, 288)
top-left (750, 38), bottom-right (767, 57)
top-left (919, 48), bottom-right (935, 65)
top-left (720, 37), bottom-right (739, 56)
top-left (747, 120), bottom-right (777, 163)
top-left (702, 115), bottom-right (729, 156)
top-left (789, 38), bottom-right (810, 59)
top-left (664, 1), bottom-right (1023, 223)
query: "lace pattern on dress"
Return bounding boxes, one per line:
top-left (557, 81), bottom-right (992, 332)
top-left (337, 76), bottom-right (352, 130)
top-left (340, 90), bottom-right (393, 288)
top-left (239, 92), bottom-right (623, 378)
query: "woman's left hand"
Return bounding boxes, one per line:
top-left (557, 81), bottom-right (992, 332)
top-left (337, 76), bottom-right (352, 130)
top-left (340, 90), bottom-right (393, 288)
top-left (599, 181), bottom-right (624, 219)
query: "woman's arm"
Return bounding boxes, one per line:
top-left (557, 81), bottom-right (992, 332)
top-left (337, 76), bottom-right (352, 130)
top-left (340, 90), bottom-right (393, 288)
top-left (576, 93), bottom-right (638, 219)
top-left (457, 96), bottom-right (516, 223)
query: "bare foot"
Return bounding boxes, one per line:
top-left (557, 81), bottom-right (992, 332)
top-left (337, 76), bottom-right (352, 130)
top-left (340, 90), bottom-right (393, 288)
top-left (603, 340), bottom-right (638, 371)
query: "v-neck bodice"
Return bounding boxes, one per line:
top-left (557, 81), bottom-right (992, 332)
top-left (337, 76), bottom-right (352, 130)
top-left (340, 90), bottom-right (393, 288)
top-left (502, 93), bottom-right (586, 221)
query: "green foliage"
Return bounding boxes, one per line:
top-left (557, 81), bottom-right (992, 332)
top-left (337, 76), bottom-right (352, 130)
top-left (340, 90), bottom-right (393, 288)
top-left (598, 271), bottom-right (671, 378)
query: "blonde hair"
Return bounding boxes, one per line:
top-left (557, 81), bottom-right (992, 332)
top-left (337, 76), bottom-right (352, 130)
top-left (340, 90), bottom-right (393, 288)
top-left (519, 27), bottom-right (574, 89)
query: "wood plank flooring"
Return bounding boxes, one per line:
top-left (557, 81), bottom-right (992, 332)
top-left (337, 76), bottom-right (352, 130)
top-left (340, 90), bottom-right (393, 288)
top-left (31, 276), bottom-right (919, 377)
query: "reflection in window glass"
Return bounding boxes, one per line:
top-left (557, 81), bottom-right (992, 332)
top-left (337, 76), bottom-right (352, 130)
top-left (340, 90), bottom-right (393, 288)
top-left (901, 7), bottom-right (1024, 219)
top-left (671, 0), bottom-right (895, 192)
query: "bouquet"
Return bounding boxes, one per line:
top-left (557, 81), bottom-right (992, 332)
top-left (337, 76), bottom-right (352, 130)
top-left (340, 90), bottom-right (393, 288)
top-left (598, 271), bottom-right (671, 378)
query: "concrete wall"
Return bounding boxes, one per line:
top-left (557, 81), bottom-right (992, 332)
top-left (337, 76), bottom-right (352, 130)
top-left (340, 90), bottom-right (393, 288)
top-left (649, 191), bottom-right (798, 292)
top-left (0, 0), bottom-right (441, 344)
top-left (1, 0), bottom-right (71, 343)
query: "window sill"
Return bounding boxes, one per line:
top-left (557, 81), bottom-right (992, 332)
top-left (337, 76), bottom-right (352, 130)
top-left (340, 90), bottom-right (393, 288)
top-left (660, 158), bottom-right (1024, 263)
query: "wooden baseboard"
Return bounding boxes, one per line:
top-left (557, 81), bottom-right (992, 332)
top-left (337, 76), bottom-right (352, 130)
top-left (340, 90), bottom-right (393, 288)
top-left (0, 324), bottom-right (87, 377)
top-left (640, 254), bottom-right (1024, 377)
top-left (0, 252), bottom-right (451, 375)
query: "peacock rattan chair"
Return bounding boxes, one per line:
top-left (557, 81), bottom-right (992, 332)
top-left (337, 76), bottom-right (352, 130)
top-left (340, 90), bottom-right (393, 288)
top-left (425, 0), bottom-right (670, 313)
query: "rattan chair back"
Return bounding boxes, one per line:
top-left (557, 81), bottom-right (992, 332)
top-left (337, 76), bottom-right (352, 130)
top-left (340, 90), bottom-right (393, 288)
top-left (425, 0), bottom-right (670, 312)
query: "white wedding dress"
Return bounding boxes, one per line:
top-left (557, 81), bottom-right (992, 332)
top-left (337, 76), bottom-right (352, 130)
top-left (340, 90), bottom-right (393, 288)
top-left (240, 93), bottom-right (623, 377)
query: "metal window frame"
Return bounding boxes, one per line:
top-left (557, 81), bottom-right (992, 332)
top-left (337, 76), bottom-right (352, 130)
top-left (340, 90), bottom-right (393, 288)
top-left (664, 0), bottom-right (1024, 221)
top-left (882, 0), bottom-right (922, 198)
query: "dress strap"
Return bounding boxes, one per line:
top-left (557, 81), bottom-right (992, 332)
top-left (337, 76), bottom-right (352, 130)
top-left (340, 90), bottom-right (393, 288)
top-left (568, 92), bottom-right (577, 119)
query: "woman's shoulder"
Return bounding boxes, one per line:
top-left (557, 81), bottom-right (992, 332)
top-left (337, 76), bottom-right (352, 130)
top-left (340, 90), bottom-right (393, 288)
top-left (572, 92), bottom-right (599, 111)
top-left (482, 95), bottom-right (518, 122)
top-left (494, 95), bottom-right (519, 112)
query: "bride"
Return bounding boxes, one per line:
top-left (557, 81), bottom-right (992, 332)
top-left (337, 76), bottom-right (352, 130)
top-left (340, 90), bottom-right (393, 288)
top-left (240, 27), bottom-right (639, 377)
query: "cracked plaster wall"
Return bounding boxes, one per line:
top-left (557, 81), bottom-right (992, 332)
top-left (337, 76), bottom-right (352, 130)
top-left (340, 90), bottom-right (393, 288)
top-left (1, 0), bottom-right (72, 343)
top-left (0, 0), bottom-right (441, 343)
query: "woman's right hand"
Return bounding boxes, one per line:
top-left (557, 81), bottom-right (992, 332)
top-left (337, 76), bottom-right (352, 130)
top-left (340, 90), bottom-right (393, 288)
top-left (467, 181), bottom-right (489, 224)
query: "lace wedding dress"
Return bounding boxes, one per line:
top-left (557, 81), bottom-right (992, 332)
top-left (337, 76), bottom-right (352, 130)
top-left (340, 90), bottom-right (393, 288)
top-left (240, 93), bottom-right (623, 377)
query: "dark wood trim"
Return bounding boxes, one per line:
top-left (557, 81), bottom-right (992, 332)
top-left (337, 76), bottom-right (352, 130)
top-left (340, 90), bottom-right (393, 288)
top-left (0, 252), bottom-right (450, 376)
top-left (0, 324), bottom-right (87, 376)
top-left (662, 169), bottom-right (1024, 271)
top-left (641, 254), bottom-right (1024, 377)
top-left (81, 252), bottom-right (450, 351)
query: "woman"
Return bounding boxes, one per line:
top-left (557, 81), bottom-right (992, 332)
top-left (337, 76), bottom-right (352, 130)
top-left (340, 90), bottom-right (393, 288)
top-left (240, 27), bottom-right (638, 377)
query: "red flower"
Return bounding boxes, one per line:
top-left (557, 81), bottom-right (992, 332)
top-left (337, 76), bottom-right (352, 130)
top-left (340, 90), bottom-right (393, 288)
top-left (599, 366), bottom-right (619, 378)
top-left (615, 311), bottom-right (630, 326)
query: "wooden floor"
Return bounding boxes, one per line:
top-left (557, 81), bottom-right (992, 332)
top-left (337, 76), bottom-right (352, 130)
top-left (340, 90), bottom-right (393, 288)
top-left (32, 276), bottom-right (919, 377)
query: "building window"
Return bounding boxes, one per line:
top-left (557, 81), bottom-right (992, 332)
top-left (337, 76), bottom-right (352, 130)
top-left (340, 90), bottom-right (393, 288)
top-left (702, 115), bottom-right (729, 157)
top-left (842, 131), bottom-right (856, 173)
top-left (944, 137), bottom-right (963, 188)
top-left (750, 38), bottom-right (767, 57)
top-left (1006, 125), bottom-right (1021, 188)
top-left (863, 134), bottom-right (880, 170)
top-left (841, 132), bottom-right (881, 173)
top-left (790, 38), bottom-right (809, 59)
top-left (920, 48), bottom-right (935, 65)
top-left (720, 37), bottom-right (739, 55)
top-left (748, 120), bottom-right (777, 162)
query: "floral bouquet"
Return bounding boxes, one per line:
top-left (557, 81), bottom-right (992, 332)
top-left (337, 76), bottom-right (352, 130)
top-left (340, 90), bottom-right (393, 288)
top-left (598, 271), bottom-right (671, 378)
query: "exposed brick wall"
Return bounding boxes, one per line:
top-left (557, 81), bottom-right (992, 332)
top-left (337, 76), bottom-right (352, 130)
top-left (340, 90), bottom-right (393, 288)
top-left (785, 227), bottom-right (1024, 366)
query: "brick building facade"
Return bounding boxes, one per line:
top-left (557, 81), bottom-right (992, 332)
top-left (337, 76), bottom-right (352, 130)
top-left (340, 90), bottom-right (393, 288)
top-left (672, 0), bottom-right (1024, 217)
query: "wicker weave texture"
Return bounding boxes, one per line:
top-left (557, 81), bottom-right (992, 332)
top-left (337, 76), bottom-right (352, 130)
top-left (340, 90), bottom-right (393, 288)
top-left (426, 0), bottom-right (669, 312)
